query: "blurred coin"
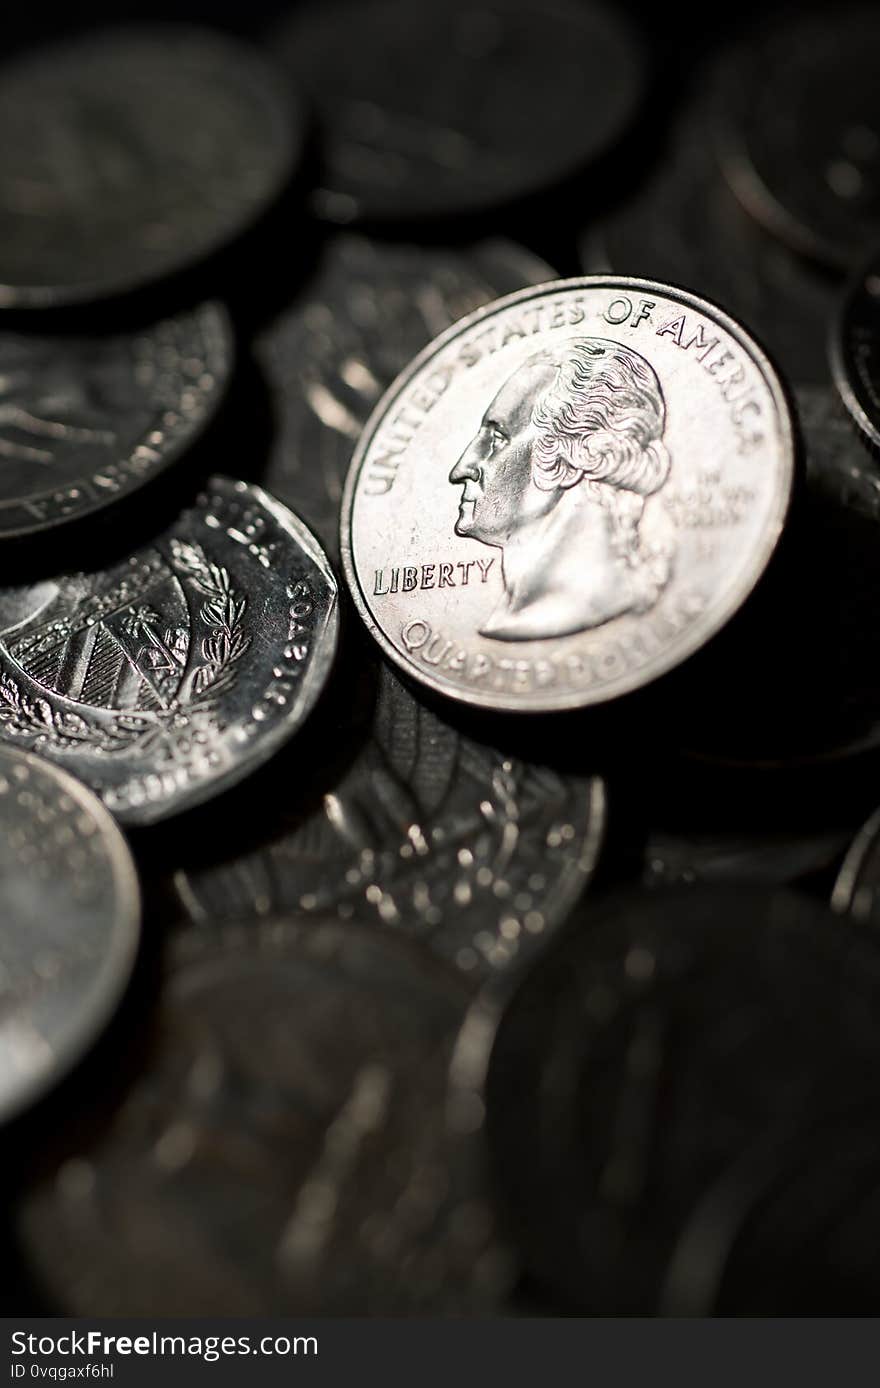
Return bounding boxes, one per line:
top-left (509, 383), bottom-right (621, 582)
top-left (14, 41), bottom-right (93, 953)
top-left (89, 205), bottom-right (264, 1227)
top-left (18, 917), bottom-right (511, 1314)
top-left (0, 27), bottom-right (300, 307)
top-left (584, 119), bottom-right (835, 382)
top-left (0, 302), bottom-right (231, 538)
top-left (832, 806), bottom-right (880, 923)
top-left (272, 0), bottom-right (643, 223)
top-left (0, 478), bottom-right (338, 824)
top-left (644, 825), bottom-right (850, 890)
top-left (715, 11), bottom-right (880, 271)
top-left (256, 235), bottom-right (553, 558)
top-left (662, 1108), bottom-right (880, 1314)
top-left (0, 745), bottom-right (139, 1123)
top-left (800, 381), bottom-right (880, 520)
top-left (484, 887), bottom-right (880, 1314)
top-left (341, 277), bottom-right (794, 712)
top-left (175, 661), bottom-right (605, 980)
top-left (830, 252), bottom-right (880, 450)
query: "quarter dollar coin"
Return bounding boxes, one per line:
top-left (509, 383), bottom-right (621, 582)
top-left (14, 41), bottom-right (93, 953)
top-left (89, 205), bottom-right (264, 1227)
top-left (341, 277), bottom-right (795, 712)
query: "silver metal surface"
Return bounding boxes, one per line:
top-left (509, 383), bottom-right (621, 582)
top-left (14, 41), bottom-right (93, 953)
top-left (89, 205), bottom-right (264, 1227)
top-left (341, 277), bottom-right (795, 711)
top-left (0, 744), bottom-right (140, 1123)
top-left (173, 661), bottom-right (606, 980)
top-left (255, 234), bottom-right (554, 559)
top-left (0, 302), bottom-right (232, 537)
top-left (18, 917), bottom-right (511, 1314)
top-left (0, 28), bottom-right (299, 306)
top-left (0, 478), bottom-right (338, 824)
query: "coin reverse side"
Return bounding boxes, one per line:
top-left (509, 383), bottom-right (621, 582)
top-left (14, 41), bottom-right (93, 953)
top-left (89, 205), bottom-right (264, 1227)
top-left (0, 478), bottom-right (338, 824)
top-left (0, 744), bottom-right (140, 1122)
top-left (341, 278), bottom-right (795, 712)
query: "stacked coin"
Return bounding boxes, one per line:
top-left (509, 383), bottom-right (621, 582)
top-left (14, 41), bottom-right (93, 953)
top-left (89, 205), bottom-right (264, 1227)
top-left (3, 0), bottom-right (880, 1317)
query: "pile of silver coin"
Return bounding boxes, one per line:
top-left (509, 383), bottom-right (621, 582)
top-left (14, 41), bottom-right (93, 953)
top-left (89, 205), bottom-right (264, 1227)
top-left (3, 0), bottom-right (880, 1315)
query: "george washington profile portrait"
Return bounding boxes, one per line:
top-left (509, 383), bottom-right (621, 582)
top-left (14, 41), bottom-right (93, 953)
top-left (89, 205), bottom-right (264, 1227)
top-left (449, 336), bottom-right (673, 641)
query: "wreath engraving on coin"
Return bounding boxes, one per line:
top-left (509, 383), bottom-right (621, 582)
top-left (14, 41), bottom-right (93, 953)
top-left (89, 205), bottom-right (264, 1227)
top-left (341, 278), bottom-right (795, 711)
top-left (0, 479), bottom-right (338, 823)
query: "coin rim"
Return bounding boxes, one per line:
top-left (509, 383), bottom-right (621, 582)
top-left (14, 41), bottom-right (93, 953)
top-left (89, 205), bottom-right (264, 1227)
top-left (121, 478), bottom-right (341, 826)
top-left (0, 300), bottom-right (235, 540)
top-left (829, 257), bottom-right (880, 452)
top-left (831, 805), bottom-right (880, 917)
top-left (0, 26), bottom-right (303, 309)
top-left (0, 744), bottom-right (141, 1123)
top-left (340, 274), bottom-right (796, 712)
top-left (273, 0), bottom-right (645, 224)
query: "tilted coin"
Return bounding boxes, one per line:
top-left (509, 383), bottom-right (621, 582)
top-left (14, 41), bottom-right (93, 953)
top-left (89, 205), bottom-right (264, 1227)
top-left (272, 0), bottom-right (643, 222)
top-left (341, 277), bottom-right (795, 712)
top-left (255, 234), bottom-right (554, 558)
top-left (483, 887), bottom-right (880, 1314)
top-left (0, 302), bottom-right (231, 538)
top-left (18, 918), bottom-right (511, 1314)
top-left (830, 253), bottom-right (880, 451)
top-left (174, 660), bottom-right (606, 980)
top-left (800, 381), bottom-right (880, 520)
top-left (0, 745), bottom-right (140, 1123)
top-left (644, 825), bottom-right (851, 891)
top-left (0, 27), bottom-right (300, 306)
top-left (584, 114), bottom-right (836, 383)
top-left (662, 1109), bottom-right (880, 1315)
top-left (714, 11), bottom-right (880, 271)
top-left (832, 806), bottom-right (880, 923)
top-left (0, 478), bottom-right (338, 824)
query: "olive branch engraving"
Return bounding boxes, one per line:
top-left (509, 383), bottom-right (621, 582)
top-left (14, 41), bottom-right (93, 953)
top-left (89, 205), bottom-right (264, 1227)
top-left (0, 671), bottom-right (146, 752)
top-left (169, 540), bottom-right (251, 702)
top-left (0, 543), bottom-right (252, 759)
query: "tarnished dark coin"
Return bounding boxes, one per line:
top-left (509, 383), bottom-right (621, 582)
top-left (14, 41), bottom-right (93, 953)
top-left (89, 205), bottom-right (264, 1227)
top-left (272, 0), bottom-right (643, 223)
top-left (341, 277), bottom-right (794, 712)
top-left (255, 235), bottom-right (553, 558)
top-left (0, 745), bottom-right (139, 1123)
top-left (0, 302), bottom-right (231, 537)
top-left (800, 382), bottom-right (880, 521)
top-left (663, 1109), bottom-right (880, 1315)
top-left (715, 12), bottom-right (880, 271)
top-left (644, 826), bottom-right (850, 891)
top-left (830, 254), bottom-right (880, 451)
top-left (584, 118), bottom-right (836, 383)
top-left (0, 27), bottom-right (299, 307)
top-left (175, 661), bottom-right (605, 981)
top-left (0, 478), bottom-right (338, 824)
top-left (832, 807), bottom-right (880, 923)
top-left (483, 887), bottom-right (880, 1314)
top-left (18, 918), bottom-right (511, 1314)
